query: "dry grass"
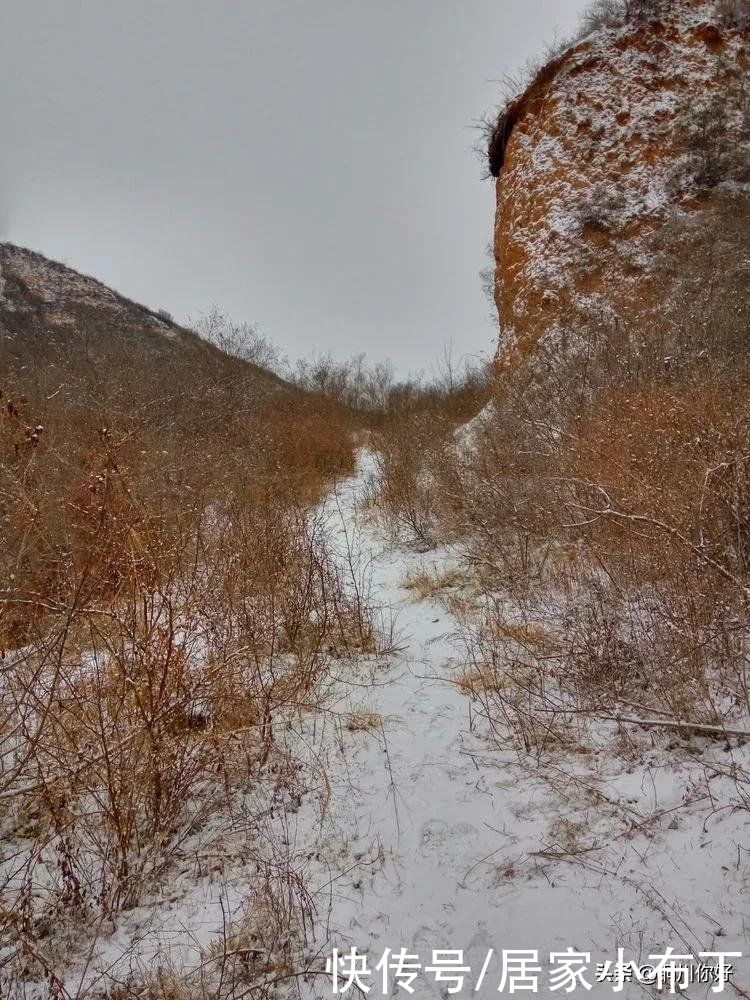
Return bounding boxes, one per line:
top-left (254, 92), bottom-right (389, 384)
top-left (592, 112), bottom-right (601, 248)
top-left (345, 709), bottom-right (382, 732)
top-left (454, 663), bottom-right (502, 698)
top-left (0, 314), bottom-right (380, 994)
top-left (402, 565), bottom-right (464, 601)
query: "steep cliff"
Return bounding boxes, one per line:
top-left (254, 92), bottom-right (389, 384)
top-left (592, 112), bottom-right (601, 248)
top-left (488, 0), bottom-right (749, 388)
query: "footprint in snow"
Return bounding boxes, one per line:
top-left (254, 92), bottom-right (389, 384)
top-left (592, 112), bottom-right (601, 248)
top-left (420, 819), bottom-right (479, 858)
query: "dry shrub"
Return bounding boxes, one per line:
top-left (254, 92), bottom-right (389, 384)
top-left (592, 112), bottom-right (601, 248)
top-left (0, 325), bottom-right (360, 646)
top-left (576, 0), bottom-right (628, 37)
top-left (431, 186), bottom-right (750, 760)
top-left (675, 69), bottom-right (750, 193)
top-left (0, 307), bottom-right (380, 991)
top-left (574, 0), bottom-right (671, 37)
top-left (106, 872), bottom-right (317, 999)
top-left (256, 392), bottom-right (357, 499)
top-left (0, 422), bottom-right (380, 977)
top-left (0, 458), bottom-right (380, 990)
top-left (448, 354), bottom-right (750, 753)
top-left (366, 361), bottom-right (489, 547)
top-left (567, 372), bottom-right (750, 581)
top-left (369, 412), bottom-right (450, 547)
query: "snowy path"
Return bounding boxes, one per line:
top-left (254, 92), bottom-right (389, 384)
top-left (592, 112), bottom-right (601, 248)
top-left (305, 455), bottom-right (750, 998)
top-left (308, 461), bottom-right (615, 993)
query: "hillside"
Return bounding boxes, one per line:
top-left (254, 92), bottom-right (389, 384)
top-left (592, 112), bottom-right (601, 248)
top-left (0, 242), bottom-right (287, 395)
top-left (0, 244), bottom-right (357, 652)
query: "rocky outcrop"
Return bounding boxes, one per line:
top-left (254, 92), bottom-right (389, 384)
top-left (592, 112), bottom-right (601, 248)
top-left (489, 0), bottom-right (749, 383)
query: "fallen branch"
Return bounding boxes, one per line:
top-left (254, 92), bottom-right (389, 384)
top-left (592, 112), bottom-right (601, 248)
top-left (605, 714), bottom-right (750, 739)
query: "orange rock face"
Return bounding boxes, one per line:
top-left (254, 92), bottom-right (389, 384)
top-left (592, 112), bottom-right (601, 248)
top-left (491, 0), bottom-right (748, 380)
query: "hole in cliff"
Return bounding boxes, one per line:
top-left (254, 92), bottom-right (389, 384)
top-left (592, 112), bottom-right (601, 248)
top-left (487, 103), bottom-right (522, 177)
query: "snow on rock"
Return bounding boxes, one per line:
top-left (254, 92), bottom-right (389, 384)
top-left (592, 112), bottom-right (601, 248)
top-left (0, 242), bottom-right (173, 330)
top-left (453, 401), bottom-right (498, 454)
top-left (490, 0), bottom-right (749, 381)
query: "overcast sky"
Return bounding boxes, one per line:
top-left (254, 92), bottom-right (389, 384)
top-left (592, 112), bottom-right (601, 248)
top-left (1, 1), bottom-right (588, 374)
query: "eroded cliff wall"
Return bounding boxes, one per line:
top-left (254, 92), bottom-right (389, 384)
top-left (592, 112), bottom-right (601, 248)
top-left (490, 0), bottom-right (749, 385)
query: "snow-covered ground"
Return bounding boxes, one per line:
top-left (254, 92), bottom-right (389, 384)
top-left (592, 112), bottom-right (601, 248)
top-left (302, 455), bottom-right (750, 998)
top-left (22, 451), bottom-right (750, 996)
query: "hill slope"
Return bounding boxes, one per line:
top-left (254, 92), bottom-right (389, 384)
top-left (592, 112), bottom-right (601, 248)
top-left (0, 244), bottom-right (356, 647)
top-left (0, 242), bottom-right (286, 397)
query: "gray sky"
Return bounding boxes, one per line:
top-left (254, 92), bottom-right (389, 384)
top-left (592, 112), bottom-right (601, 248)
top-left (1, 1), bottom-right (588, 374)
